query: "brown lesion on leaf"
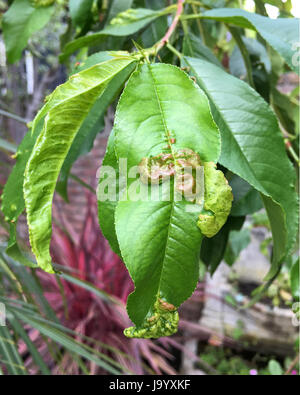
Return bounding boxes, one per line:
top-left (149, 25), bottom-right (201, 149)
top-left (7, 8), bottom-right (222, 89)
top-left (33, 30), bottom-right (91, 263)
top-left (138, 148), bottom-right (203, 202)
top-left (158, 298), bottom-right (177, 312)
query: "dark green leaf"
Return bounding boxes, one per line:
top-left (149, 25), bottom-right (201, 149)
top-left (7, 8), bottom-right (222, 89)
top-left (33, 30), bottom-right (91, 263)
top-left (229, 174), bottom-right (263, 216)
top-left (201, 8), bottom-right (299, 73)
top-left (201, 216), bottom-right (245, 274)
top-left (224, 228), bottom-right (251, 266)
top-left (184, 57), bottom-right (298, 278)
top-left (183, 31), bottom-right (223, 68)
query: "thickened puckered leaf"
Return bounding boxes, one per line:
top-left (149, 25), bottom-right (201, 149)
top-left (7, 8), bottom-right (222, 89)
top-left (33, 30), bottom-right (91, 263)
top-left (197, 162), bottom-right (233, 238)
top-left (201, 8), bottom-right (299, 74)
top-left (185, 57), bottom-right (298, 277)
top-left (111, 63), bottom-right (221, 335)
top-left (60, 7), bottom-right (170, 61)
top-left (24, 57), bottom-right (137, 273)
top-left (2, 0), bottom-right (54, 63)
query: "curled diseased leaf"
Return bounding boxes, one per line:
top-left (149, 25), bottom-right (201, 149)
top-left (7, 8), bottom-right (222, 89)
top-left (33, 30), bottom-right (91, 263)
top-left (24, 57), bottom-right (136, 273)
top-left (197, 162), bottom-right (233, 238)
top-left (111, 63), bottom-right (221, 338)
top-left (124, 298), bottom-right (179, 339)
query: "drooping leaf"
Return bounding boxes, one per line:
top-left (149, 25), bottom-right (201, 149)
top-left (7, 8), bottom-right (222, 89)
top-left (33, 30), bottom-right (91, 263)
top-left (109, 63), bottom-right (221, 334)
top-left (184, 57), bottom-right (298, 277)
top-left (23, 56), bottom-right (137, 273)
top-left (2, 0), bottom-right (54, 63)
top-left (60, 7), bottom-right (171, 61)
top-left (58, 59), bottom-right (136, 200)
top-left (201, 8), bottom-right (299, 73)
top-left (6, 223), bottom-right (36, 268)
top-left (1, 120), bottom-right (43, 223)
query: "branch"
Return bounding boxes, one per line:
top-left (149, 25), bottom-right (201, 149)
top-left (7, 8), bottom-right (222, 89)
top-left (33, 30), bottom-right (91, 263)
top-left (156, 0), bottom-right (185, 52)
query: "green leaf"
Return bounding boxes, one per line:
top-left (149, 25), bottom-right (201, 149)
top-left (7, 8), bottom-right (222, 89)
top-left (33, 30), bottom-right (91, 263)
top-left (201, 8), bottom-right (299, 74)
top-left (97, 130), bottom-right (121, 256)
top-left (1, 121), bottom-right (43, 222)
top-left (69, 0), bottom-right (93, 28)
top-left (58, 59), bottom-right (136, 200)
top-left (229, 37), bottom-right (271, 78)
top-left (70, 51), bottom-right (113, 74)
top-left (290, 258), bottom-right (299, 301)
top-left (201, 216), bottom-right (245, 274)
top-left (184, 57), bottom-right (298, 278)
top-left (2, 0), bottom-right (54, 63)
top-left (106, 0), bottom-right (134, 24)
top-left (110, 63), bottom-right (221, 334)
top-left (6, 223), bottom-right (36, 268)
top-left (23, 56), bottom-right (136, 273)
top-left (224, 228), bottom-right (251, 266)
top-left (229, 174), bottom-right (263, 216)
top-left (182, 31), bottom-right (223, 68)
top-left (60, 7), bottom-right (171, 61)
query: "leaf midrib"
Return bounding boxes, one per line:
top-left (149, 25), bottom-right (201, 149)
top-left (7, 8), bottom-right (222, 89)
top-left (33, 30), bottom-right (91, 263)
top-left (147, 64), bottom-right (177, 304)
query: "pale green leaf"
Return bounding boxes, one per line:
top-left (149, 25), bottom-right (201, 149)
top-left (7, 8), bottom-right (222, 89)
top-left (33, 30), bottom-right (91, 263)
top-left (24, 57), bottom-right (136, 273)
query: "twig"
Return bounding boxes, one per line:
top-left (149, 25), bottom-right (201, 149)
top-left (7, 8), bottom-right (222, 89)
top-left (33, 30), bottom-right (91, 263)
top-left (166, 42), bottom-right (183, 59)
top-left (191, 3), bottom-right (206, 45)
top-left (285, 139), bottom-right (300, 166)
top-left (156, 0), bottom-right (185, 52)
top-left (0, 109), bottom-right (28, 125)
